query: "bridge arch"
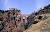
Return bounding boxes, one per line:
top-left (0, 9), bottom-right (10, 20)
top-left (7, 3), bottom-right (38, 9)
top-left (21, 15), bottom-right (27, 25)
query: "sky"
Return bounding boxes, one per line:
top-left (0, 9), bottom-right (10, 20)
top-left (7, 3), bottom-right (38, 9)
top-left (0, 0), bottom-right (50, 14)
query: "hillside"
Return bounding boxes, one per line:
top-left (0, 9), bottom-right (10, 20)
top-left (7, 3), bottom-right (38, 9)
top-left (25, 4), bottom-right (50, 29)
top-left (24, 13), bottom-right (50, 32)
top-left (23, 4), bottom-right (50, 32)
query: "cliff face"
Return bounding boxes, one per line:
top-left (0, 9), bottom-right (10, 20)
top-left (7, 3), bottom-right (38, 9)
top-left (0, 4), bottom-right (50, 32)
top-left (0, 9), bottom-right (27, 32)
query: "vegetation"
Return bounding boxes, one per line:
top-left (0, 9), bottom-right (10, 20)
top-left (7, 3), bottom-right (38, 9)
top-left (38, 16), bottom-right (43, 19)
top-left (5, 10), bottom-right (9, 12)
top-left (0, 10), bottom-right (9, 14)
top-left (0, 10), bottom-right (4, 14)
top-left (18, 20), bottom-right (20, 22)
top-left (19, 18), bottom-right (21, 21)
top-left (35, 12), bottom-right (39, 15)
top-left (13, 12), bottom-right (15, 15)
top-left (32, 21), bottom-right (38, 24)
top-left (0, 22), bottom-right (4, 31)
top-left (9, 20), bottom-right (10, 21)
top-left (24, 23), bottom-right (28, 30)
top-left (44, 5), bottom-right (50, 9)
top-left (11, 18), bottom-right (13, 20)
top-left (0, 18), bottom-right (3, 21)
top-left (34, 4), bottom-right (50, 14)
top-left (16, 25), bottom-right (17, 27)
top-left (16, 19), bottom-right (17, 21)
top-left (29, 20), bottom-right (39, 26)
top-left (46, 9), bottom-right (50, 13)
top-left (43, 16), bottom-right (48, 20)
top-left (15, 21), bottom-right (16, 25)
top-left (18, 10), bottom-right (20, 12)
top-left (14, 17), bottom-right (15, 20)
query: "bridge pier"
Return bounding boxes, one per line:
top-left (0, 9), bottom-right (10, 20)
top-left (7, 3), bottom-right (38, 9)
top-left (21, 15), bottom-right (27, 25)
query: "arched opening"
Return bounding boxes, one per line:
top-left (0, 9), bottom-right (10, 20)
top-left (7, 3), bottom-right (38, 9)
top-left (23, 16), bottom-right (28, 30)
top-left (23, 16), bottom-right (25, 24)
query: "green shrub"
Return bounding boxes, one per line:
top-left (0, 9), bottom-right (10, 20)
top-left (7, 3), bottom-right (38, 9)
top-left (16, 25), bottom-right (17, 27)
top-left (16, 19), bottom-right (17, 21)
top-left (0, 10), bottom-right (4, 14)
top-left (46, 9), bottom-right (50, 13)
top-left (38, 16), bottom-right (43, 19)
top-left (11, 18), bottom-right (13, 20)
top-left (9, 29), bottom-right (12, 32)
top-left (32, 21), bottom-right (38, 24)
top-left (35, 12), bottom-right (39, 15)
top-left (13, 12), bottom-right (15, 15)
top-left (15, 21), bottom-right (16, 25)
top-left (24, 23), bottom-right (28, 30)
top-left (43, 16), bottom-right (47, 20)
top-left (14, 17), bottom-right (15, 20)
top-left (9, 20), bottom-right (10, 21)
top-left (5, 10), bottom-right (8, 12)
top-left (18, 20), bottom-right (20, 22)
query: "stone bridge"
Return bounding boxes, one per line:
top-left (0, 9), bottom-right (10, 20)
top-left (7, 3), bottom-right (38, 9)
top-left (21, 14), bottom-right (28, 25)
